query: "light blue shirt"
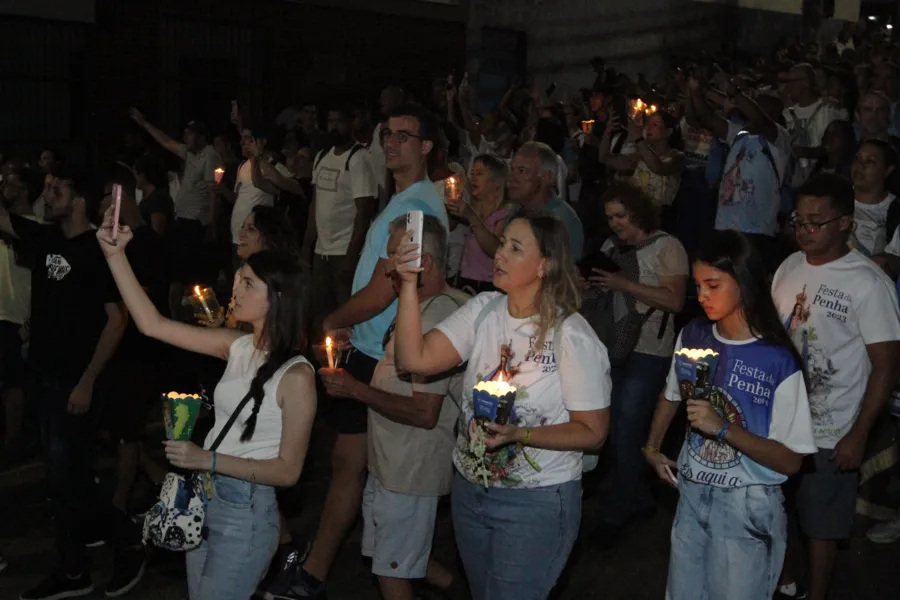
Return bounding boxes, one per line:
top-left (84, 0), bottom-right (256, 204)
top-left (508, 195), bottom-right (584, 261)
top-left (349, 180), bottom-right (449, 360)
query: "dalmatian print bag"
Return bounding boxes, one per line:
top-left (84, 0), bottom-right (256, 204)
top-left (142, 392), bottom-right (253, 551)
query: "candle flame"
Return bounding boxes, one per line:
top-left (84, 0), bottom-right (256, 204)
top-left (193, 285), bottom-right (202, 297)
top-left (497, 372), bottom-right (504, 383)
top-left (325, 336), bottom-right (333, 348)
top-left (675, 348), bottom-right (719, 361)
top-left (214, 167), bottom-right (224, 174)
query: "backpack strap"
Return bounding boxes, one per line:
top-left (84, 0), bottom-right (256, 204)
top-left (736, 131), bottom-right (783, 188)
top-left (313, 148), bottom-right (330, 172)
top-left (473, 294), bottom-right (506, 335)
top-left (344, 144), bottom-right (364, 171)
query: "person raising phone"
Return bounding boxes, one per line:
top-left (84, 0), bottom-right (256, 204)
top-left (96, 209), bottom-right (317, 600)
top-left (643, 230), bottom-right (816, 600)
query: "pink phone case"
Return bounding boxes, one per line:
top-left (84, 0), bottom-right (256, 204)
top-left (111, 183), bottom-right (123, 244)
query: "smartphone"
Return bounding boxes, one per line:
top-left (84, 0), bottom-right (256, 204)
top-left (545, 82), bottom-right (558, 98)
top-left (663, 465), bottom-right (678, 486)
top-left (578, 252), bottom-right (620, 279)
top-left (406, 210), bottom-right (424, 268)
top-left (111, 183), bottom-right (123, 245)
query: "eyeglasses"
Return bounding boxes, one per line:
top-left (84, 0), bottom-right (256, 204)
top-left (788, 215), bottom-right (844, 234)
top-left (379, 128), bottom-right (423, 144)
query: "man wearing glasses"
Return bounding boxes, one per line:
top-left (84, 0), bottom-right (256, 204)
top-left (772, 173), bottom-right (900, 600)
top-left (273, 105), bottom-right (449, 600)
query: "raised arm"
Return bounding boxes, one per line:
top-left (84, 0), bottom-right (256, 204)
top-left (688, 79), bottom-right (730, 141)
top-left (97, 213), bottom-right (240, 359)
top-left (322, 257), bottom-right (397, 333)
top-left (129, 108), bottom-right (187, 159)
top-left (391, 244), bottom-right (464, 376)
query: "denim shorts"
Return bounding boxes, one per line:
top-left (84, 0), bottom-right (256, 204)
top-left (185, 475), bottom-right (279, 600)
top-left (361, 473), bottom-right (440, 579)
top-left (451, 473), bottom-right (581, 600)
top-left (667, 479), bottom-right (787, 600)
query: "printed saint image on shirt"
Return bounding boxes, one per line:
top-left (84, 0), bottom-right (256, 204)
top-left (686, 387), bottom-right (745, 469)
top-left (719, 145), bottom-right (758, 207)
top-left (45, 254), bottom-right (72, 281)
top-left (782, 285), bottom-right (837, 428)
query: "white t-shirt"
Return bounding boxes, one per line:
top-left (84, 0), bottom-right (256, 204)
top-left (229, 160), bottom-right (284, 244)
top-left (312, 146), bottom-right (378, 256)
top-left (886, 226), bottom-right (900, 257)
top-left (175, 145), bottom-right (221, 224)
top-left (680, 118), bottom-right (714, 167)
top-left (783, 99), bottom-right (846, 187)
top-left (205, 335), bottom-right (312, 459)
top-left (0, 214), bottom-right (40, 325)
top-left (853, 193), bottom-right (896, 256)
top-left (435, 292), bottom-right (611, 489)
top-left (772, 251), bottom-right (900, 448)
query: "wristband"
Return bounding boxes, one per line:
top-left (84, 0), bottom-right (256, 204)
top-left (716, 421), bottom-right (730, 442)
top-left (210, 451), bottom-right (218, 476)
top-left (642, 445), bottom-right (660, 455)
top-left (522, 427), bottom-right (532, 446)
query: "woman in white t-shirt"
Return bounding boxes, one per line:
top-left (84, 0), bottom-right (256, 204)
top-left (851, 139), bottom-right (896, 256)
top-left (644, 230), bottom-right (816, 600)
top-left (587, 183), bottom-right (688, 536)
top-left (391, 214), bottom-right (611, 599)
top-left (97, 217), bottom-right (316, 600)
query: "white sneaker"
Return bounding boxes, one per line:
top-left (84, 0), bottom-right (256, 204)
top-left (866, 515), bottom-right (900, 544)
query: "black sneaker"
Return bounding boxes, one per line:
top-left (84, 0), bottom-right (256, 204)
top-left (20, 573), bottom-right (94, 600)
top-left (104, 547), bottom-right (146, 598)
top-left (259, 542), bottom-right (310, 599)
top-left (270, 567), bottom-right (327, 599)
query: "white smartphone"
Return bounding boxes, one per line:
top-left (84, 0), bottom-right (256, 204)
top-left (406, 210), bottom-right (424, 268)
top-left (663, 464), bottom-right (678, 486)
top-left (111, 183), bottom-right (123, 245)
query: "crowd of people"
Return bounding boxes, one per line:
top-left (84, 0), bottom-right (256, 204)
top-left (1, 14), bottom-right (900, 600)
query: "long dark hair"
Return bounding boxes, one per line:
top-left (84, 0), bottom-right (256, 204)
top-left (695, 231), bottom-right (805, 375)
top-left (250, 205), bottom-right (301, 260)
top-left (238, 250), bottom-right (307, 441)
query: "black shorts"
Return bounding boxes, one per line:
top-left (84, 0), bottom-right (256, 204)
top-left (795, 449), bottom-right (859, 540)
top-left (97, 360), bottom-right (161, 444)
top-left (322, 348), bottom-right (379, 435)
top-left (0, 320), bottom-right (25, 393)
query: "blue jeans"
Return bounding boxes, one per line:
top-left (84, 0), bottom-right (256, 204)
top-left (186, 475), bottom-right (279, 600)
top-left (667, 480), bottom-right (787, 600)
top-left (451, 474), bottom-right (581, 600)
top-left (602, 352), bottom-right (672, 526)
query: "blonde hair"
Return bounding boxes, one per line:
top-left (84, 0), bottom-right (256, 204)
top-left (515, 213), bottom-right (582, 354)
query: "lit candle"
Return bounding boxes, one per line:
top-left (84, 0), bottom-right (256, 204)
top-left (581, 119), bottom-right (595, 134)
top-left (194, 285), bottom-right (213, 321)
top-left (214, 167), bottom-right (225, 185)
top-left (325, 336), bottom-right (335, 369)
top-left (445, 176), bottom-right (459, 204)
top-left (473, 376), bottom-right (517, 425)
top-left (647, 104), bottom-right (658, 115)
top-left (673, 348), bottom-right (720, 401)
top-left (162, 391), bottom-right (203, 440)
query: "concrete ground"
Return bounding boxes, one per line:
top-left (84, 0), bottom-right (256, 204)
top-left (0, 419), bottom-right (897, 600)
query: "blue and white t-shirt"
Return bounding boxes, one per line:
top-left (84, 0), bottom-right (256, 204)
top-left (663, 319), bottom-right (816, 488)
top-left (349, 180), bottom-right (449, 360)
top-left (715, 121), bottom-right (792, 237)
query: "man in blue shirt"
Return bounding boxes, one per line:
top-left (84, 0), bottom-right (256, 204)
top-left (278, 105), bottom-right (448, 600)
top-left (506, 141), bottom-right (584, 261)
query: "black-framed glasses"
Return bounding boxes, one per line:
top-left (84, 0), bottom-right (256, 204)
top-left (379, 128), bottom-right (423, 144)
top-left (788, 215), bottom-right (844, 234)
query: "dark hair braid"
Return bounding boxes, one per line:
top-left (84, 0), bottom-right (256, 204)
top-left (235, 250), bottom-right (308, 442)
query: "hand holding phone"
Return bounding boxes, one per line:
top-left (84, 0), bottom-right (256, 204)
top-left (406, 210), bottom-right (424, 268)
top-left (111, 183), bottom-right (123, 245)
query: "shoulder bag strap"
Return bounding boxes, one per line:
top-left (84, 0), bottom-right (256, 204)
top-left (208, 392), bottom-right (256, 453)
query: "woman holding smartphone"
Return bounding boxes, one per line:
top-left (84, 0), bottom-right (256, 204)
top-left (643, 230), bottom-right (816, 600)
top-left (97, 209), bottom-right (316, 600)
top-left (391, 213), bottom-right (611, 599)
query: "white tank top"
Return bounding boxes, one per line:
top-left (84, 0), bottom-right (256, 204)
top-left (204, 335), bottom-right (312, 460)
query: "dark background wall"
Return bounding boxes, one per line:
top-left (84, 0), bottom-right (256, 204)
top-left (0, 0), bottom-right (469, 164)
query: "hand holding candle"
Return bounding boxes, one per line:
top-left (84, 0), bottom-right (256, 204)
top-left (214, 167), bottom-right (225, 185)
top-left (189, 286), bottom-right (223, 324)
top-left (162, 392), bottom-right (203, 441)
top-left (325, 336), bottom-right (335, 369)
